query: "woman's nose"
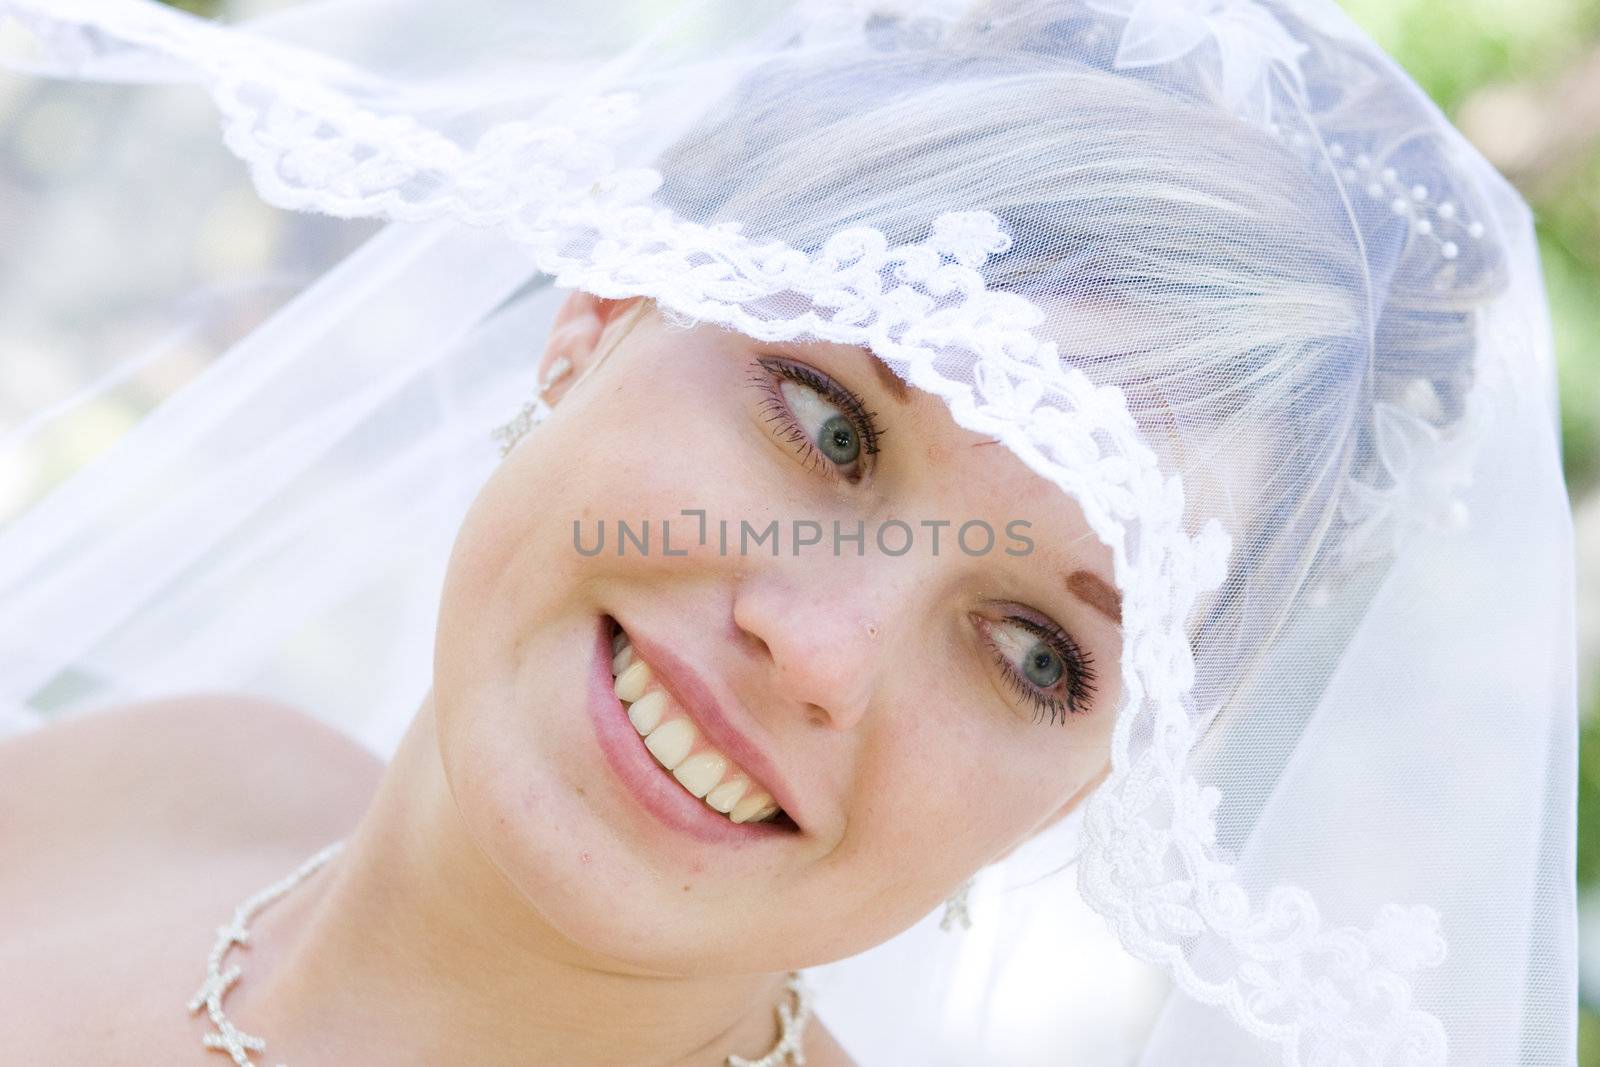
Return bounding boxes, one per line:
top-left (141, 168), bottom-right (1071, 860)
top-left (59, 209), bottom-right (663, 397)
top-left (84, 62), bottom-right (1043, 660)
top-left (729, 556), bottom-right (913, 734)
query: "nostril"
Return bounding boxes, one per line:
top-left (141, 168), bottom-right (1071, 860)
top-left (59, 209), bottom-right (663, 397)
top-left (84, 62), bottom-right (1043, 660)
top-left (740, 627), bottom-right (772, 659)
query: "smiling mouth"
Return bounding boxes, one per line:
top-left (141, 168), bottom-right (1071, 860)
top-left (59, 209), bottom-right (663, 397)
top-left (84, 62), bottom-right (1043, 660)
top-left (605, 617), bottom-right (796, 831)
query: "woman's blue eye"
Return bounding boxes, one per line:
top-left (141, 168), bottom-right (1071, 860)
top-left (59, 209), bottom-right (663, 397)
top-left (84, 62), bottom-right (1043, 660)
top-left (780, 379), bottom-right (861, 466)
top-left (751, 356), bottom-right (882, 481)
top-left (981, 615), bottom-right (1096, 725)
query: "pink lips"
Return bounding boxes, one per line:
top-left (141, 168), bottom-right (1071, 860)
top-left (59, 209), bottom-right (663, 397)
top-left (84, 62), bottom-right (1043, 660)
top-left (586, 615), bottom-right (794, 845)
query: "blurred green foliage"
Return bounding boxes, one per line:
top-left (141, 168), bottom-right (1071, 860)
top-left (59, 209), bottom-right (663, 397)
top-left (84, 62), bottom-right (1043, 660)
top-left (162, 0), bottom-right (222, 15)
top-left (1343, 0), bottom-right (1598, 107)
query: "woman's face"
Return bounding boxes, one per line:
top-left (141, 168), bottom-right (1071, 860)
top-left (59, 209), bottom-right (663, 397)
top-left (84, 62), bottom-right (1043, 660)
top-left (434, 292), bottom-right (1123, 973)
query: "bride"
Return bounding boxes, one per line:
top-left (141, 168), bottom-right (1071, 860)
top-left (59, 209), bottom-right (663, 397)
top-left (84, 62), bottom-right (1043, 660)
top-left (0, 0), bottom-right (1577, 1064)
top-left (3, 287), bottom-right (1125, 1064)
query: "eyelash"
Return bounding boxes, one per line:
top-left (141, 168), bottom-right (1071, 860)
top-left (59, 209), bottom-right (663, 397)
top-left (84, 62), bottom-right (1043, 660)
top-left (748, 355), bottom-right (1093, 727)
top-left (988, 614), bottom-right (1098, 725)
top-left (748, 356), bottom-right (884, 482)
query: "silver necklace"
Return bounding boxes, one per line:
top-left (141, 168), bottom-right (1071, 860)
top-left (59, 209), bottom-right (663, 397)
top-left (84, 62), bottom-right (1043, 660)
top-left (187, 838), bottom-right (814, 1067)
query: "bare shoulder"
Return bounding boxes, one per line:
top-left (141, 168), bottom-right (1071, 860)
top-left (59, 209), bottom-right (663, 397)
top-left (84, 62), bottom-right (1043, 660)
top-left (0, 697), bottom-right (383, 1061)
top-left (0, 692), bottom-right (384, 859)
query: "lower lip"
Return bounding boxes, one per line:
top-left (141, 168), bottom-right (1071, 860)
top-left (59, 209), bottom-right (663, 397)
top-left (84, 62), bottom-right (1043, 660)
top-left (586, 615), bottom-right (791, 846)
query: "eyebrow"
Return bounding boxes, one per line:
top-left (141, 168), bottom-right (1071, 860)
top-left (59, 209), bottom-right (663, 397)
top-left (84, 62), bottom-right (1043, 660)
top-left (864, 354), bottom-right (911, 404)
top-left (1067, 569), bottom-right (1122, 626)
top-left (848, 350), bottom-right (1118, 625)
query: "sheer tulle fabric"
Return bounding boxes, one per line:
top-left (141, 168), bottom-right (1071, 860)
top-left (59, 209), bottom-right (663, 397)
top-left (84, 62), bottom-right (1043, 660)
top-left (0, 1), bottom-right (1576, 1062)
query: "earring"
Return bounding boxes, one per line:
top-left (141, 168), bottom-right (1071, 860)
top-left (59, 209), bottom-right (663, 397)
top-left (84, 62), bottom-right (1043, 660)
top-left (490, 357), bottom-right (573, 457)
top-left (541, 356), bottom-right (574, 391)
top-left (939, 877), bottom-right (973, 932)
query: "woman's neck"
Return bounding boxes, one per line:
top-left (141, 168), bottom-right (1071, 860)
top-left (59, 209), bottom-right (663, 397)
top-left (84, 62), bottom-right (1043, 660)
top-left (231, 693), bottom-right (794, 1067)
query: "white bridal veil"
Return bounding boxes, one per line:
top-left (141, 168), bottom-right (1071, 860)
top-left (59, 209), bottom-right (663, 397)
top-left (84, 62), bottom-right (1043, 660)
top-left (0, 0), bottom-right (1578, 1063)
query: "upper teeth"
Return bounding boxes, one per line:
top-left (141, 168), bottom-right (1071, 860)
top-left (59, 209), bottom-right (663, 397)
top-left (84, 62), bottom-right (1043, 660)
top-left (610, 629), bottom-right (783, 825)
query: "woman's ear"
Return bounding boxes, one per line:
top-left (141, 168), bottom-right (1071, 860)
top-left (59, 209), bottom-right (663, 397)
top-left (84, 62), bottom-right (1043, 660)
top-left (991, 758), bottom-right (1111, 866)
top-left (537, 289), bottom-right (645, 406)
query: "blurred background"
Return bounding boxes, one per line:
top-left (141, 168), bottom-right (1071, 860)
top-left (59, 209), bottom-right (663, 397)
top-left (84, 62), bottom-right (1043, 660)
top-left (1327, 0), bottom-right (1600, 1059)
top-left (1, 0), bottom-right (1596, 1060)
